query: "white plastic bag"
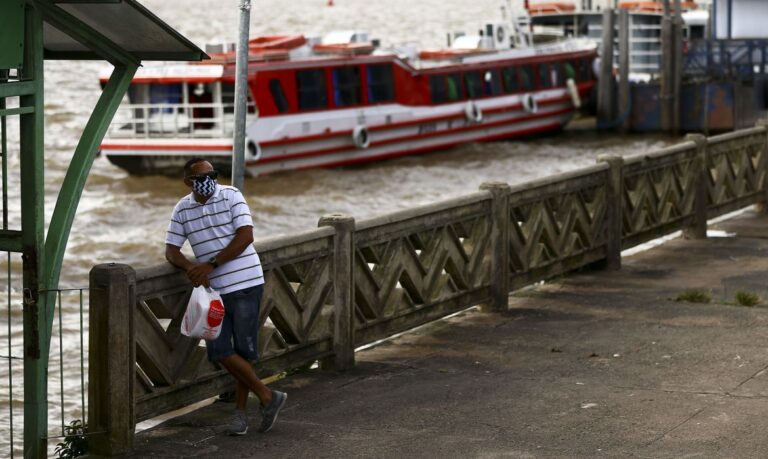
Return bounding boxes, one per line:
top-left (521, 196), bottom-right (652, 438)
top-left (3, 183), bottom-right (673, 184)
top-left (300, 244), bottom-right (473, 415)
top-left (181, 286), bottom-right (225, 340)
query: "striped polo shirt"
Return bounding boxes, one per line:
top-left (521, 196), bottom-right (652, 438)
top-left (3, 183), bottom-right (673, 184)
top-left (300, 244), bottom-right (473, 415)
top-left (166, 184), bottom-right (264, 295)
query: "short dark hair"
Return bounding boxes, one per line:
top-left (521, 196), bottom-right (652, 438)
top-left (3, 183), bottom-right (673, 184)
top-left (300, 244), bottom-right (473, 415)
top-left (183, 157), bottom-right (208, 177)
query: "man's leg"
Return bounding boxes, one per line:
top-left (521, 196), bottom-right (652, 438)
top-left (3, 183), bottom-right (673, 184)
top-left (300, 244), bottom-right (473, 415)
top-left (219, 352), bottom-right (272, 406)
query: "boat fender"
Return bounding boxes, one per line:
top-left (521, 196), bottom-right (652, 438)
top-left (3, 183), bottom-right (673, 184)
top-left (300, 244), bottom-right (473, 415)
top-left (353, 125), bottom-right (371, 149)
top-left (246, 138), bottom-right (262, 161)
top-left (566, 78), bottom-right (581, 109)
top-left (522, 93), bottom-right (538, 114)
top-left (464, 101), bottom-right (483, 123)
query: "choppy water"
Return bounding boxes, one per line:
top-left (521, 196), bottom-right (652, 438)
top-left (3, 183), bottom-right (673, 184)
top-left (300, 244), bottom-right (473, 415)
top-left (0, 0), bottom-right (677, 455)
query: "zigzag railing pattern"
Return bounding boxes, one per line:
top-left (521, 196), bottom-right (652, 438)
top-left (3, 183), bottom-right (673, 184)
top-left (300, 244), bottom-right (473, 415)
top-left (131, 227), bottom-right (335, 422)
top-left (508, 166), bottom-right (610, 288)
top-left (707, 128), bottom-right (768, 217)
top-left (353, 193), bottom-right (493, 346)
top-left (621, 142), bottom-right (699, 248)
top-left (90, 124), bottom-right (768, 449)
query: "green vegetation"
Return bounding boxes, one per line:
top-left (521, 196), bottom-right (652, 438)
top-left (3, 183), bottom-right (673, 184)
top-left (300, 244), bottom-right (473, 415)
top-left (675, 289), bottom-right (712, 304)
top-left (54, 420), bottom-right (87, 459)
top-left (734, 291), bottom-right (760, 307)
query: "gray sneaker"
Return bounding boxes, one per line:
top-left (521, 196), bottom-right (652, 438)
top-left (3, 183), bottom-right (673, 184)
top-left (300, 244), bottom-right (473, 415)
top-left (258, 390), bottom-right (287, 433)
top-left (226, 410), bottom-right (248, 436)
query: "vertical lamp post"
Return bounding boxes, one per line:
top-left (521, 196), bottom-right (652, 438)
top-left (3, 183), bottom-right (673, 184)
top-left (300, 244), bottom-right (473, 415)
top-left (231, 0), bottom-right (251, 190)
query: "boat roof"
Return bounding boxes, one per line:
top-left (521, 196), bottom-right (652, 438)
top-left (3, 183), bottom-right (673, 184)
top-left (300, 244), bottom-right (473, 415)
top-left (28, 0), bottom-right (207, 62)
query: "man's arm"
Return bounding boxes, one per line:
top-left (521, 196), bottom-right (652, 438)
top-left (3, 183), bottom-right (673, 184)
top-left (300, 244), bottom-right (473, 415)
top-left (183, 226), bottom-right (254, 287)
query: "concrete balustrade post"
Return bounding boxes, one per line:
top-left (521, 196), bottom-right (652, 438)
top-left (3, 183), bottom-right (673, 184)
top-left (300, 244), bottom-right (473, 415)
top-left (88, 263), bottom-right (136, 455)
top-left (597, 155), bottom-right (624, 270)
top-left (318, 214), bottom-right (356, 371)
top-left (755, 119), bottom-right (768, 214)
top-left (683, 133), bottom-right (709, 238)
top-left (480, 182), bottom-right (511, 312)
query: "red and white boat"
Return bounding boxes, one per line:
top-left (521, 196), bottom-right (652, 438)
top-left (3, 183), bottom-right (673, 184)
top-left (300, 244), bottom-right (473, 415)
top-left (100, 22), bottom-right (596, 176)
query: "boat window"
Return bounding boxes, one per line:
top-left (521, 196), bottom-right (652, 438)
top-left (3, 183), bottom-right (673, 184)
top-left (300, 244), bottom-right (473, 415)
top-left (446, 74), bottom-right (463, 101)
top-left (463, 72), bottom-right (483, 99)
top-left (581, 58), bottom-right (592, 81)
top-left (221, 83), bottom-right (256, 114)
top-left (430, 75), bottom-right (449, 103)
top-left (367, 64), bottom-right (395, 103)
top-left (502, 67), bottom-right (518, 93)
top-left (332, 66), bottom-right (362, 107)
top-left (538, 64), bottom-right (553, 88)
top-left (149, 84), bottom-right (182, 114)
top-left (269, 79), bottom-right (290, 113)
top-left (519, 66), bottom-right (535, 91)
top-left (483, 70), bottom-right (502, 96)
top-left (297, 69), bottom-right (329, 110)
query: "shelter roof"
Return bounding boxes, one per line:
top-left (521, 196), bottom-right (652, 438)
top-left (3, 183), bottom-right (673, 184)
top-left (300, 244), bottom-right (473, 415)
top-left (28, 0), bottom-right (207, 62)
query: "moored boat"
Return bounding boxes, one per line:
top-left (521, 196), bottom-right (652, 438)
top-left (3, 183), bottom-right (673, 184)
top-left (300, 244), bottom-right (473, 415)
top-left (100, 19), bottom-right (597, 176)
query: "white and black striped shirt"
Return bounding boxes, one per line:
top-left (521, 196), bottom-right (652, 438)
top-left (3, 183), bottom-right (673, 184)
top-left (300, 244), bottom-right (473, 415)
top-left (166, 184), bottom-right (264, 295)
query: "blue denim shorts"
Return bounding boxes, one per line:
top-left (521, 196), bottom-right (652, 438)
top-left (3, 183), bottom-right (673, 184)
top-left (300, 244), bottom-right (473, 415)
top-left (206, 284), bottom-right (263, 362)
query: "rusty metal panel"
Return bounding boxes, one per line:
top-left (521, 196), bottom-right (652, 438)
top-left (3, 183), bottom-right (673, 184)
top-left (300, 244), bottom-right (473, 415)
top-left (629, 82), bottom-right (661, 131)
top-left (0, 0), bottom-right (25, 69)
top-left (707, 82), bottom-right (735, 131)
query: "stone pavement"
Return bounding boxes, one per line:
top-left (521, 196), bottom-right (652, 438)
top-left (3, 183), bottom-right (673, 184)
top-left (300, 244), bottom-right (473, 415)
top-left (126, 210), bottom-right (768, 458)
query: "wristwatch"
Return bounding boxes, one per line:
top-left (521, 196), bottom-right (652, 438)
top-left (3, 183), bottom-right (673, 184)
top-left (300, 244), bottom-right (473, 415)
top-left (207, 256), bottom-right (219, 268)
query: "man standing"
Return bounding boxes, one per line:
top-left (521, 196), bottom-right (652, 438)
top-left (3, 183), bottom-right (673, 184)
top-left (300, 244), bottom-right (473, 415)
top-left (165, 158), bottom-right (286, 436)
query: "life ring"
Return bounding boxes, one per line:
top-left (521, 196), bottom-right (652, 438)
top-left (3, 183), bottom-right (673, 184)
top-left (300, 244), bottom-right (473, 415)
top-left (522, 93), bottom-right (538, 114)
top-left (246, 137), bottom-right (262, 161)
top-left (352, 125), bottom-right (370, 149)
top-left (566, 78), bottom-right (581, 109)
top-left (464, 101), bottom-right (483, 123)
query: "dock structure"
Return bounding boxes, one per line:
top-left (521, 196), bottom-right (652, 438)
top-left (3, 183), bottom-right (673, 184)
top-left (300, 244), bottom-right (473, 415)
top-left (126, 209), bottom-right (768, 457)
top-left (87, 122), bottom-right (768, 455)
top-left (0, 2), bottom-right (205, 457)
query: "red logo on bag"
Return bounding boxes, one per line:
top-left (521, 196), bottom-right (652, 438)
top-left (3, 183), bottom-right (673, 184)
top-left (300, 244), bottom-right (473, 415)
top-left (207, 299), bottom-right (225, 327)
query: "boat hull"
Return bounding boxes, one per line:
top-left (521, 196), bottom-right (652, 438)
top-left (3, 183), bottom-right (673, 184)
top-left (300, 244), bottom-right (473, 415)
top-left (102, 87), bottom-right (586, 176)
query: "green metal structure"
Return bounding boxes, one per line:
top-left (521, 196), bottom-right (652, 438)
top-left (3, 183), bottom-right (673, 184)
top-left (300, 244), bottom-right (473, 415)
top-left (0, 1), bottom-right (206, 457)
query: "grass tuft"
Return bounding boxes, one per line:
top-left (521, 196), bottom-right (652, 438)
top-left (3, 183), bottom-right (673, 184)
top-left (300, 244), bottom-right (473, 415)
top-left (734, 291), bottom-right (760, 307)
top-left (675, 289), bottom-right (712, 304)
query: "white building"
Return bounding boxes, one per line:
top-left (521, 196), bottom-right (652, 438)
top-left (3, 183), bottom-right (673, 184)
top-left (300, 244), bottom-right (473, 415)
top-left (714, 0), bottom-right (768, 38)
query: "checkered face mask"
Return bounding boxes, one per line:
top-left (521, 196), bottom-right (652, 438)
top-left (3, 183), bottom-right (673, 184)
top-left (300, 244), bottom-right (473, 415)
top-left (191, 175), bottom-right (217, 197)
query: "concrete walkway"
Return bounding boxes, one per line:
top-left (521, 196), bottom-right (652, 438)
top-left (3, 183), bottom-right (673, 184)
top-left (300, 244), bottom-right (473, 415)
top-left (128, 210), bottom-right (768, 458)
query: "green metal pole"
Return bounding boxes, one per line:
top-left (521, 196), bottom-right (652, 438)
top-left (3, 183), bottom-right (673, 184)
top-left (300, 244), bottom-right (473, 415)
top-left (19, 5), bottom-right (47, 458)
top-left (43, 63), bottom-right (137, 299)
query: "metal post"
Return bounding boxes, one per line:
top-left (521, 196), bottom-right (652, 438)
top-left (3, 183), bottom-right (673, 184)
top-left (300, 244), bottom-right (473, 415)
top-left (672, 0), bottom-right (683, 135)
top-left (480, 182), bottom-right (511, 312)
top-left (618, 9), bottom-right (630, 133)
top-left (597, 8), bottom-right (615, 126)
top-left (20, 5), bottom-right (47, 458)
top-left (318, 214), bottom-right (356, 371)
top-left (231, 0), bottom-right (251, 191)
top-left (660, 4), bottom-right (674, 132)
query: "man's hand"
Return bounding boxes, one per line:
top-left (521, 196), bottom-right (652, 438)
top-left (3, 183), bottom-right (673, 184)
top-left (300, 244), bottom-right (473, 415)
top-left (186, 263), bottom-right (214, 287)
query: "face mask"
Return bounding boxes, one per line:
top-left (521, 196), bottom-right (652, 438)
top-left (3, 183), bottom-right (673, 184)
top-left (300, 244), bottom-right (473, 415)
top-left (192, 176), bottom-right (217, 197)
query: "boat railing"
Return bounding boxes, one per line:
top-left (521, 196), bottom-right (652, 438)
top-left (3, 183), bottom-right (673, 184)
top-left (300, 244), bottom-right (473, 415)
top-left (106, 101), bottom-right (255, 139)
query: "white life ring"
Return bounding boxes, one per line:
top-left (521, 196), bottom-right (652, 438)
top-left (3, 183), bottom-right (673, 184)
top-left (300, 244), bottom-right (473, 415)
top-left (246, 137), bottom-right (262, 161)
top-left (566, 78), bottom-right (581, 109)
top-left (464, 101), bottom-right (483, 123)
top-left (352, 125), bottom-right (370, 149)
top-left (522, 93), bottom-right (538, 114)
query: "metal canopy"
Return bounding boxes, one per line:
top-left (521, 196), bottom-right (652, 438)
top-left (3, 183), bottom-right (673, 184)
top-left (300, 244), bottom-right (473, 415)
top-left (29, 0), bottom-right (208, 62)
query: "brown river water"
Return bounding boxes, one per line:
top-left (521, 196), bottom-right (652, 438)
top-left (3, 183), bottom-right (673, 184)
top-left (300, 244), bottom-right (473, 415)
top-left (0, 0), bottom-right (676, 454)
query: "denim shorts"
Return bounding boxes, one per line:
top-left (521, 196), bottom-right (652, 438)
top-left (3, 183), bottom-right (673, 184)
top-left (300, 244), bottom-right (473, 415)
top-left (206, 284), bottom-right (263, 362)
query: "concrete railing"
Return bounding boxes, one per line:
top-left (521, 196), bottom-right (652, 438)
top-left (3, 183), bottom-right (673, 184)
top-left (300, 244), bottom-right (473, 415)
top-left (87, 122), bottom-right (768, 455)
